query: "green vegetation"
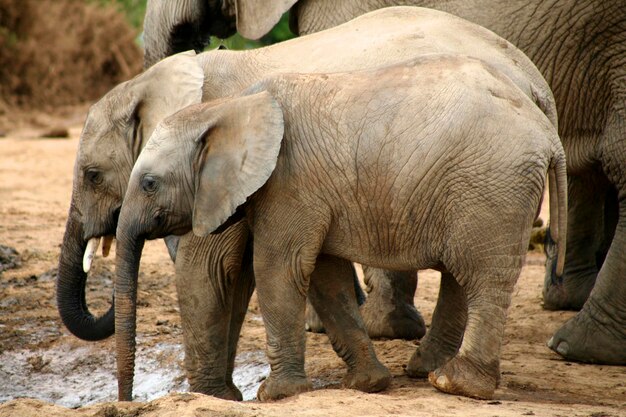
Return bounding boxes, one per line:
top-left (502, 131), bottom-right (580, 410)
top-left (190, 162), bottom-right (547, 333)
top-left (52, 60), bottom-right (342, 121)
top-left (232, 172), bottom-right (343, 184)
top-left (94, 0), bottom-right (146, 29)
top-left (210, 13), bottom-right (295, 50)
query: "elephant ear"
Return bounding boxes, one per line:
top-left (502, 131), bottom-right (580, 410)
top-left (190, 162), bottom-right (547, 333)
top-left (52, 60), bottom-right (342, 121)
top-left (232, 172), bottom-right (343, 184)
top-left (136, 51), bottom-right (205, 142)
top-left (235, 0), bottom-right (297, 40)
top-left (191, 91), bottom-right (284, 236)
top-left (101, 51), bottom-right (203, 148)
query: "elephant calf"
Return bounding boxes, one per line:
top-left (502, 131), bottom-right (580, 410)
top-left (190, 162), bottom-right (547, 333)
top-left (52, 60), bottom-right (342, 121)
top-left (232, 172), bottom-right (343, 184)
top-left (114, 55), bottom-right (567, 401)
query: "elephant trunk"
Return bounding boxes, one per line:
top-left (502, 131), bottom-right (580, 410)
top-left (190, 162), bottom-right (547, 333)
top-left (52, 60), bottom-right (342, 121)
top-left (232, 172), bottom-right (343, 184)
top-left (57, 204), bottom-right (114, 341)
top-left (114, 217), bottom-right (145, 402)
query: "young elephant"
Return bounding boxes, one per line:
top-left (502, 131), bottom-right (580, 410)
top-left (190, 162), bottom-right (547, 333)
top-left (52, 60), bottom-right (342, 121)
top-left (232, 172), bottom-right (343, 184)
top-left (59, 6), bottom-right (559, 401)
top-left (115, 55), bottom-right (567, 401)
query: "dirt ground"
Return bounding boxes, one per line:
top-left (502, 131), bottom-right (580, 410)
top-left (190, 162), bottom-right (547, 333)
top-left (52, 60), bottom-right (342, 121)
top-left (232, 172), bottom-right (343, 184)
top-left (0, 118), bottom-right (625, 417)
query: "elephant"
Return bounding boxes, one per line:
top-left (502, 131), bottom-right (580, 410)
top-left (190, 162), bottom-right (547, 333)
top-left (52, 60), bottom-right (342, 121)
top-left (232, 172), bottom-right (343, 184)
top-left (114, 54), bottom-right (567, 402)
top-left (57, 6), bottom-right (559, 401)
top-left (142, 0), bottom-right (626, 367)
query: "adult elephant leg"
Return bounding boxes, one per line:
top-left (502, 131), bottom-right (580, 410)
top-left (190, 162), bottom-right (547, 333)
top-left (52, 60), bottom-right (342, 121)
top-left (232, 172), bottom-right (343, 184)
top-left (547, 227), bottom-right (626, 364)
top-left (308, 255), bottom-right (391, 393)
top-left (547, 127), bottom-right (626, 364)
top-left (543, 172), bottom-right (614, 310)
top-left (360, 266), bottom-right (425, 340)
top-left (407, 272), bottom-right (467, 378)
top-left (175, 223), bottom-right (249, 401)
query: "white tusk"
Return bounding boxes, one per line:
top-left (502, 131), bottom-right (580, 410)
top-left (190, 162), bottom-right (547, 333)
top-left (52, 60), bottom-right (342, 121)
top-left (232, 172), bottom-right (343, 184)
top-left (102, 235), bottom-right (114, 258)
top-left (83, 237), bottom-right (101, 273)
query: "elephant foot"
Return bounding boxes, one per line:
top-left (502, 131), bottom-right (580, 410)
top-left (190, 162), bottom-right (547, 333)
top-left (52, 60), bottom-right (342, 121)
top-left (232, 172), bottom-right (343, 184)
top-left (542, 277), bottom-right (595, 311)
top-left (226, 381), bottom-right (243, 401)
top-left (547, 309), bottom-right (626, 365)
top-left (343, 361), bottom-right (391, 393)
top-left (304, 300), bottom-right (325, 333)
top-left (257, 374), bottom-right (311, 401)
top-left (190, 383), bottom-right (242, 401)
top-left (428, 356), bottom-right (497, 400)
top-left (360, 299), bottom-right (426, 340)
top-left (406, 344), bottom-right (455, 379)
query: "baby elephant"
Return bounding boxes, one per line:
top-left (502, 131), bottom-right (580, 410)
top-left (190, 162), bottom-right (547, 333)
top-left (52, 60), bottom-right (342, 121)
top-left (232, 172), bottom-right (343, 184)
top-left (115, 54), bottom-right (567, 401)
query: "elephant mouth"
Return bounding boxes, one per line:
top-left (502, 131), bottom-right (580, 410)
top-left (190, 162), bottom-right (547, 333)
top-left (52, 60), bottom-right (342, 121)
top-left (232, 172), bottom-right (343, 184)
top-left (83, 235), bottom-right (115, 273)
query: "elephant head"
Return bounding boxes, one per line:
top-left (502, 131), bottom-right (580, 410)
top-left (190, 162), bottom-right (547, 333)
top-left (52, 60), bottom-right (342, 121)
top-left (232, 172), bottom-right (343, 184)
top-left (57, 52), bottom-right (204, 342)
top-left (143, 0), bottom-right (298, 68)
top-left (114, 91), bottom-right (283, 400)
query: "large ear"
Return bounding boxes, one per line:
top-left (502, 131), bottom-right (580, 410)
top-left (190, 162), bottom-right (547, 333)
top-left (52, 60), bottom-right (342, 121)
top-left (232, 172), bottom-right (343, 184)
top-left (190, 91), bottom-right (284, 236)
top-left (136, 51), bottom-right (204, 142)
top-left (235, 0), bottom-right (297, 40)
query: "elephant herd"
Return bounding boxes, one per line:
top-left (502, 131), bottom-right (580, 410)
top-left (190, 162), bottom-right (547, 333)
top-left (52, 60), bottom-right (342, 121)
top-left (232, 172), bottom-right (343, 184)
top-left (56, 0), bottom-right (625, 404)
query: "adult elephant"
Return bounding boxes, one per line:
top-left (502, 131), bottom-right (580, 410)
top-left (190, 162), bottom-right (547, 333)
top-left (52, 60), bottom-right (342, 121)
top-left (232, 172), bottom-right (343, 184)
top-left (143, 0), bottom-right (626, 366)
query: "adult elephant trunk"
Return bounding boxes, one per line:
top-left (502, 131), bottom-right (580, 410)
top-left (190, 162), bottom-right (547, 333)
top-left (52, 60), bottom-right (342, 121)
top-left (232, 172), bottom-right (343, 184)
top-left (114, 219), bottom-right (145, 402)
top-left (57, 204), bottom-right (114, 341)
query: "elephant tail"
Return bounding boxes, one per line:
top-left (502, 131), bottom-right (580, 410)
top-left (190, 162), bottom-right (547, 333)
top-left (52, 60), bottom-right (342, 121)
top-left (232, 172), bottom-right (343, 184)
top-left (547, 147), bottom-right (567, 277)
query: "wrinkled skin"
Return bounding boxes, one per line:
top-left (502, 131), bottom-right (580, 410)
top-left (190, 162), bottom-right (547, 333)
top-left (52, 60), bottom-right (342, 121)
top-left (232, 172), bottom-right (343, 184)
top-left (144, 0), bottom-right (626, 367)
top-left (295, 0), bottom-right (626, 367)
top-left (61, 7), bottom-right (559, 401)
top-left (116, 57), bottom-right (567, 401)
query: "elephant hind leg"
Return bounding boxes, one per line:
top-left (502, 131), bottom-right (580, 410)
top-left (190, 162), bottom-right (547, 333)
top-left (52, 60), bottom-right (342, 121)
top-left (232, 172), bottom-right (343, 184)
top-left (360, 266), bottom-right (426, 340)
top-left (429, 260), bottom-right (521, 400)
top-left (543, 172), bottom-right (615, 310)
top-left (308, 255), bottom-right (391, 393)
top-left (407, 272), bottom-right (467, 378)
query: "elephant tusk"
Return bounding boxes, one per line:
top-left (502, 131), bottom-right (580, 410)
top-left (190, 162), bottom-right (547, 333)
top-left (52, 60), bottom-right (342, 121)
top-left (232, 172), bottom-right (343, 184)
top-left (102, 235), bottom-right (114, 258)
top-left (83, 237), bottom-right (101, 273)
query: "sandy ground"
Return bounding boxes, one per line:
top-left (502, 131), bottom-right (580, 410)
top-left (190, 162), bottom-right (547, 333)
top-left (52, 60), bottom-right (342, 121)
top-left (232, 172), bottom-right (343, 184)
top-left (0, 122), bottom-right (625, 417)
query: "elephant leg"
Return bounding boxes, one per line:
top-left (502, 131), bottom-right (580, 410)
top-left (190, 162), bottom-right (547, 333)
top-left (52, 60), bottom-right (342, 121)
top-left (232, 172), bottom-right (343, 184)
top-left (307, 255), bottom-right (391, 393)
top-left (406, 272), bottom-right (467, 378)
top-left (429, 262), bottom-right (520, 400)
top-left (360, 266), bottom-right (426, 340)
top-left (254, 240), bottom-right (316, 401)
top-left (543, 172), bottom-right (615, 310)
top-left (305, 262), bottom-right (366, 334)
top-left (175, 225), bottom-right (249, 401)
top-left (547, 192), bottom-right (626, 364)
top-left (225, 241), bottom-right (256, 399)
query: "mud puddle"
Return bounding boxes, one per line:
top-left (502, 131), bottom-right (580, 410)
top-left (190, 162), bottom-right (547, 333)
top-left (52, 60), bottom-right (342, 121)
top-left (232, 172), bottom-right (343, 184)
top-left (0, 341), bottom-right (271, 407)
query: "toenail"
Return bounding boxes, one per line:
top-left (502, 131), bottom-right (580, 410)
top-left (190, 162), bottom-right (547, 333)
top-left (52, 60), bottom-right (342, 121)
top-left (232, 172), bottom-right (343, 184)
top-left (556, 341), bottom-right (569, 355)
top-left (547, 336), bottom-right (554, 348)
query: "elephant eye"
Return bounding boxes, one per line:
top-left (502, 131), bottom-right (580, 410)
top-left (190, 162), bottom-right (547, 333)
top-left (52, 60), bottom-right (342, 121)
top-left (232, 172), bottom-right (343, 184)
top-left (141, 175), bottom-right (158, 193)
top-left (85, 168), bottom-right (103, 186)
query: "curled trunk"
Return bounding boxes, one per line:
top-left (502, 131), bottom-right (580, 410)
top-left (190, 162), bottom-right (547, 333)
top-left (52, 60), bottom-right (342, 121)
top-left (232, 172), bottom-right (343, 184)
top-left (56, 206), bottom-right (114, 341)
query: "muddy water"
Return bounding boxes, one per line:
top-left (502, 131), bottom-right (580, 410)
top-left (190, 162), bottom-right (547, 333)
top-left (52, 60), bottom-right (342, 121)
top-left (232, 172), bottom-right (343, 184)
top-left (0, 341), bottom-right (270, 407)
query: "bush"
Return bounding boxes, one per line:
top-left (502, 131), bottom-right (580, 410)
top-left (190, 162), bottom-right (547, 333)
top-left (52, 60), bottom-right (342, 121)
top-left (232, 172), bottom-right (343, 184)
top-left (0, 0), bottom-right (142, 111)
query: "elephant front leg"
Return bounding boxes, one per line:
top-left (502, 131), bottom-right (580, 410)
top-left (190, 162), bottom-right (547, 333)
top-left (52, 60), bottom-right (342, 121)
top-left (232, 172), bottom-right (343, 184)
top-left (175, 230), bottom-right (249, 401)
top-left (547, 212), bottom-right (626, 365)
top-left (254, 244), bottom-right (314, 401)
top-left (407, 272), bottom-right (467, 378)
top-left (360, 266), bottom-right (426, 340)
top-left (308, 255), bottom-right (391, 393)
top-left (225, 244), bottom-right (256, 399)
top-left (543, 172), bottom-right (616, 310)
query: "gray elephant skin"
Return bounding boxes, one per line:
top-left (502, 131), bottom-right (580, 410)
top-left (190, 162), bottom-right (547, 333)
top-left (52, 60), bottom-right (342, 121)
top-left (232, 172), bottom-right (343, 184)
top-left (143, 0), bottom-right (626, 367)
top-left (57, 7), bottom-right (560, 401)
top-left (115, 55), bottom-right (567, 402)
